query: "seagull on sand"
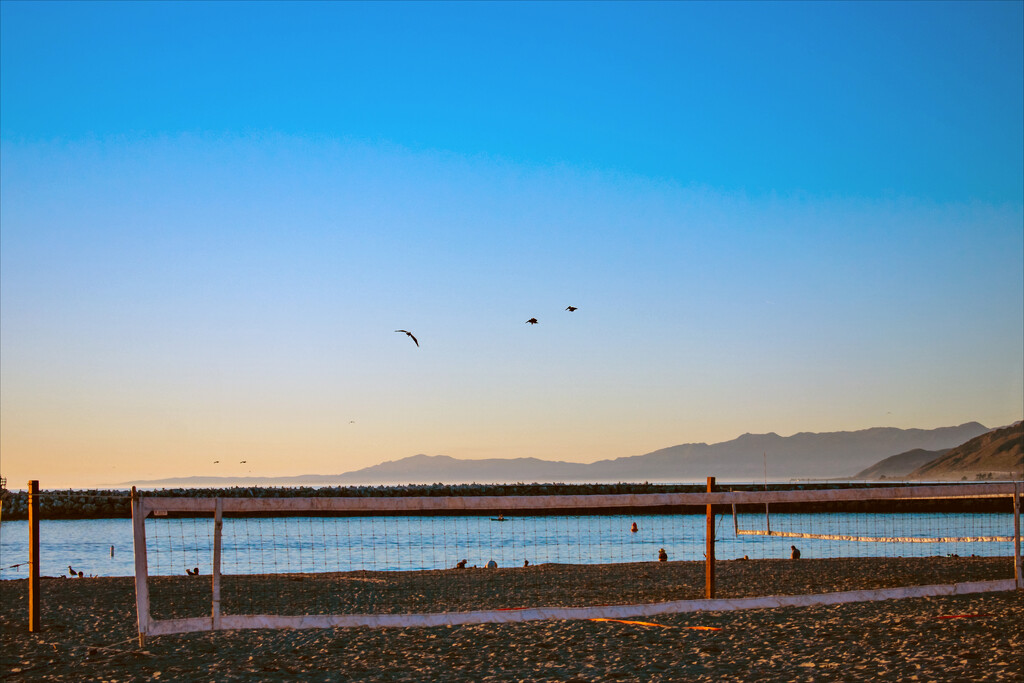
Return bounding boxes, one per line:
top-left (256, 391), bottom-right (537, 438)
top-left (565, 306), bottom-right (577, 312)
top-left (395, 329), bottom-right (419, 346)
top-left (526, 318), bottom-right (538, 325)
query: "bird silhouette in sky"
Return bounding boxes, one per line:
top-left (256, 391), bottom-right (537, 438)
top-left (526, 318), bottom-right (538, 325)
top-left (395, 329), bottom-right (419, 346)
top-left (565, 306), bottom-right (577, 312)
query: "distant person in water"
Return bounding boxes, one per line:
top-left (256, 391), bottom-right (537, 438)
top-left (630, 522), bottom-right (638, 533)
top-left (791, 546), bottom-right (801, 559)
top-left (658, 548), bottom-right (668, 562)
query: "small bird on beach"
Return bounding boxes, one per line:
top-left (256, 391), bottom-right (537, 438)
top-left (213, 460), bottom-right (219, 464)
top-left (240, 460), bottom-right (246, 464)
top-left (455, 559), bottom-right (467, 569)
top-left (790, 546), bottom-right (801, 559)
top-left (526, 318), bottom-right (538, 325)
top-left (68, 565), bottom-right (75, 576)
top-left (395, 329), bottom-right (419, 347)
top-left (523, 559), bottom-right (530, 567)
top-left (565, 306), bottom-right (577, 312)
top-left (658, 548), bottom-right (668, 562)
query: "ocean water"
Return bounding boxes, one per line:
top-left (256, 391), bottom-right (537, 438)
top-left (0, 512), bottom-right (1016, 580)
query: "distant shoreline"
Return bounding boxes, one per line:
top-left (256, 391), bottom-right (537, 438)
top-left (0, 481), bottom-right (1015, 521)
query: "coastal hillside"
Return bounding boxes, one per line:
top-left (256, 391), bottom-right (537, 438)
top-left (853, 448), bottom-right (949, 480)
top-left (907, 422), bottom-right (1023, 480)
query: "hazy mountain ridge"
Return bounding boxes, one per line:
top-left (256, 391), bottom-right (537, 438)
top-left (122, 422), bottom-right (991, 486)
top-left (853, 449), bottom-right (950, 480)
top-left (906, 422), bottom-right (1023, 480)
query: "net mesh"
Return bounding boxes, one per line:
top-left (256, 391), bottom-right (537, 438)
top-left (138, 485), bottom-right (1021, 630)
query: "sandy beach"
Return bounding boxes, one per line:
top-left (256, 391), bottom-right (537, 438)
top-left (2, 558), bottom-right (1022, 681)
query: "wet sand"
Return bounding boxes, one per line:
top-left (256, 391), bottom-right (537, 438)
top-left (2, 558), bottom-right (1021, 681)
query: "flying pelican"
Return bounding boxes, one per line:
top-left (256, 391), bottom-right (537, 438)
top-left (526, 318), bottom-right (538, 325)
top-left (395, 329), bottom-right (419, 346)
top-left (565, 306), bottom-right (577, 312)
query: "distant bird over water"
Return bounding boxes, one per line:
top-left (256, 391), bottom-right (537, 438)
top-left (395, 329), bottom-right (419, 346)
top-left (526, 318), bottom-right (538, 325)
top-left (565, 306), bottom-right (577, 312)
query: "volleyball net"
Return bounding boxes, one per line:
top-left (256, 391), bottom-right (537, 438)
top-left (132, 482), bottom-right (1022, 640)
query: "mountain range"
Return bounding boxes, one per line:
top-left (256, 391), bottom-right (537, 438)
top-left (907, 421), bottom-right (1022, 480)
top-left (123, 422), bottom-right (995, 487)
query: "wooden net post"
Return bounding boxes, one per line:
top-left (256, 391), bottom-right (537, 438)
top-left (28, 480), bottom-right (40, 632)
top-left (705, 476), bottom-right (715, 599)
top-left (212, 497), bottom-right (223, 629)
top-left (131, 486), bottom-right (151, 646)
top-left (1014, 482), bottom-right (1021, 590)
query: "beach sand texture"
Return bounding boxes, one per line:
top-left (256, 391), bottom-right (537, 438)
top-left (2, 558), bottom-right (1022, 681)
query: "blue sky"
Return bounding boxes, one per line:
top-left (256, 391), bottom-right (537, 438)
top-left (1, 1), bottom-right (1022, 487)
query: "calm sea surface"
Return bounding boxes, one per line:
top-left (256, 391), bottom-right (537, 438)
top-left (1, 512), bottom-right (1016, 579)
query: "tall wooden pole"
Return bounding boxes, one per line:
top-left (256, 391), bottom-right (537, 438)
top-left (131, 486), bottom-right (151, 647)
top-left (28, 480), bottom-right (40, 632)
top-left (1014, 482), bottom-right (1021, 590)
top-left (705, 476), bottom-right (715, 599)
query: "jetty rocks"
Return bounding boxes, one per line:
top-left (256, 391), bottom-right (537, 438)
top-left (0, 481), bottom-right (1009, 521)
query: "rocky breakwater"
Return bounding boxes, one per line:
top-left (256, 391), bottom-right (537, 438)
top-left (0, 481), bottom-right (1007, 521)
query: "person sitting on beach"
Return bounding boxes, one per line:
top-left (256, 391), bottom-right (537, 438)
top-left (630, 522), bottom-right (638, 533)
top-left (790, 546), bottom-right (801, 559)
top-left (658, 548), bottom-right (668, 562)
top-left (455, 559), bottom-right (467, 569)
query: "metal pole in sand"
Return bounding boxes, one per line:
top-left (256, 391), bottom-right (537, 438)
top-left (28, 480), bottom-right (40, 632)
top-left (706, 476), bottom-right (715, 599)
